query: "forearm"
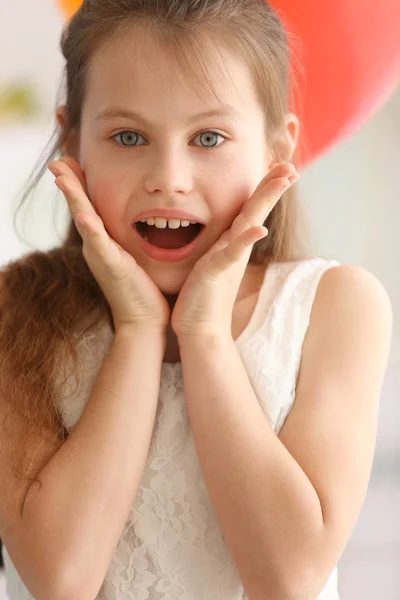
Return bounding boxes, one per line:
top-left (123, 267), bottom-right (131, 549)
top-left (23, 325), bottom-right (166, 598)
top-left (178, 333), bottom-right (324, 599)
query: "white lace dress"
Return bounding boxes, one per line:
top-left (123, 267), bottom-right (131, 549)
top-left (3, 257), bottom-right (341, 599)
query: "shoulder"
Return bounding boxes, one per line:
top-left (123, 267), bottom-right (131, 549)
top-left (301, 264), bottom-right (393, 390)
top-left (313, 264), bottom-right (393, 335)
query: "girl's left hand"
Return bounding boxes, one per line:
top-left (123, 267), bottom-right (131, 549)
top-left (171, 162), bottom-right (300, 339)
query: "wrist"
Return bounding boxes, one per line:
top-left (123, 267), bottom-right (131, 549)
top-left (177, 329), bottom-right (232, 349)
top-left (115, 323), bottom-right (168, 341)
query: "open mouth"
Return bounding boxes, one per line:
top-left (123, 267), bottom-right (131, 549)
top-left (135, 222), bottom-right (204, 250)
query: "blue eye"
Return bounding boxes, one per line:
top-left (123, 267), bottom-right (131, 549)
top-left (112, 130), bottom-right (226, 149)
top-left (196, 131), bottom-right (224, 148)
top-left (113, 131), bottom-right (139, 147)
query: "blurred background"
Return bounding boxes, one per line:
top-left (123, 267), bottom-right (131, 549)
top-left (0, 0), bottom-right (399, 598)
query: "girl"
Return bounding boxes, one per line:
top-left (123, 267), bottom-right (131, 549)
top-left (0, 1), bottom-right (393, 599)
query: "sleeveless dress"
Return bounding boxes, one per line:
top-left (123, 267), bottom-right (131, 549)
top-left (2, 257), bottom-right (341, 600)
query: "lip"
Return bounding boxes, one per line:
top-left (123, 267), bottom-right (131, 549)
top-left (133, 208), bottom-right (206, 225)
top-left (132, 223), bottom-right (207, 263)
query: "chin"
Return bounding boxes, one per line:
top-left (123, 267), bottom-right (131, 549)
top-left (145, 264), bottom-right (192, 296)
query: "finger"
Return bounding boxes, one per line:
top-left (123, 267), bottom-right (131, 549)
top-left (254, 162), bottom-right (297, 196)
top-left (225, 227), bottom-right (268, 263)
top-left (49, 159), bottom-right (91, 203)
top-left (231, 163), bottom-right (297, 234)
top-left (230, 211), bottom-right (253, 239)
top-left (49, 159), bottom-right (98, 219)
top-left (54, 171), bottom-right (98, 221)
top-left (48, 163), bottom-right (128, 275)
top-left (75, 212), bottom-right (123, 271)
top-left (238, 169), bottom-right (299, 232)
top-left (209, 227), bottom-right (267, 275)
top-left (251, 163), bottom-right (298, 211)
top-left (59, 157), bottom-right (89, 195)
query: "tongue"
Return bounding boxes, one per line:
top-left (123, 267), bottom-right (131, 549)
top-left (146, 224), bottom-right (200, 249)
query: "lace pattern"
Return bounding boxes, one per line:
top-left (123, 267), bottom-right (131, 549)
top-left (3, 258), bottom-right (341, 600)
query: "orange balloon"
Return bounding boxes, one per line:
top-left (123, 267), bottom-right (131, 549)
top-left (57, 0), bottom-right (82, 18)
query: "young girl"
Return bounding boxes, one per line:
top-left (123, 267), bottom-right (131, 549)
top-left (0, 1), bottom-right (393, 599)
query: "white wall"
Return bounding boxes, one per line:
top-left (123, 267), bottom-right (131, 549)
top-left (0, 0), bottom-right (65, 118)
top-left (301, 93), bottom-right (400, 460)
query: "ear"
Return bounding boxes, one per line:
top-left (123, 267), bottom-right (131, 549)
top-left (56, 105), bottom-right (80, 161)
top-left (284, 112), bottom-right (300, 160)
top-left (268, 112), bottom-right (300, 168)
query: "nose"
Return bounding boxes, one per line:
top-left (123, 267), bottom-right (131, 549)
top-left (143, 147), bottom-right (193, 196)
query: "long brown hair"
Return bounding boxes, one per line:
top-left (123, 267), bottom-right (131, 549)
top-left (0, 0), bottom-right (309, 496)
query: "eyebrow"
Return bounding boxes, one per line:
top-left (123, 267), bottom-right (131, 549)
top-left (94, 105), bottom-right (244, 126)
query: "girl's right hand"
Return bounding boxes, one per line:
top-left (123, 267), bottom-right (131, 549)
top-left (48, 157), bottom-right (171, 333)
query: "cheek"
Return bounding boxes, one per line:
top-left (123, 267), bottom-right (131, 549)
top-left (214, 177), bottom-right (259, 227)
top-left (85, 173), bottom-right (123, 215)
top-left (84, 176), bottom-right (130, 240)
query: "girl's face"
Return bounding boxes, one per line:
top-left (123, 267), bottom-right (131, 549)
top-left (75, 29), bottom-right (295, 295)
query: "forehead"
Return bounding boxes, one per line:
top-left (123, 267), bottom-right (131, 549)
top-left (83, 26), bottom-right (263, 124)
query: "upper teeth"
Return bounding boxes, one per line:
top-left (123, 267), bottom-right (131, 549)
top-left (140, 217), bottom-right (198, 229)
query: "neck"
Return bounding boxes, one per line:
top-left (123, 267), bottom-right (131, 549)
top-left (163, 293), bottom-right (181, 363)
top-left (164, 293), bottom-right (179, 311)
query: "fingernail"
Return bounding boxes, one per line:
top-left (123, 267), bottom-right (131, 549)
top-left (280, 176), bottom-right (297, 191)
top-left (288, 172), bottom-right (300, 184)
top-left (49, 164), bottom-right (61, 177)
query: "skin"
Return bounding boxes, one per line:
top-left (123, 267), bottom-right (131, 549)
top-left (57, 27), bottom-right (299, 359)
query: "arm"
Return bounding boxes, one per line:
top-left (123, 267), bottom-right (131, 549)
top-left (177, 265), bottom-right (393, 600)
top-left (22, 325), bottom-right (166, 600)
